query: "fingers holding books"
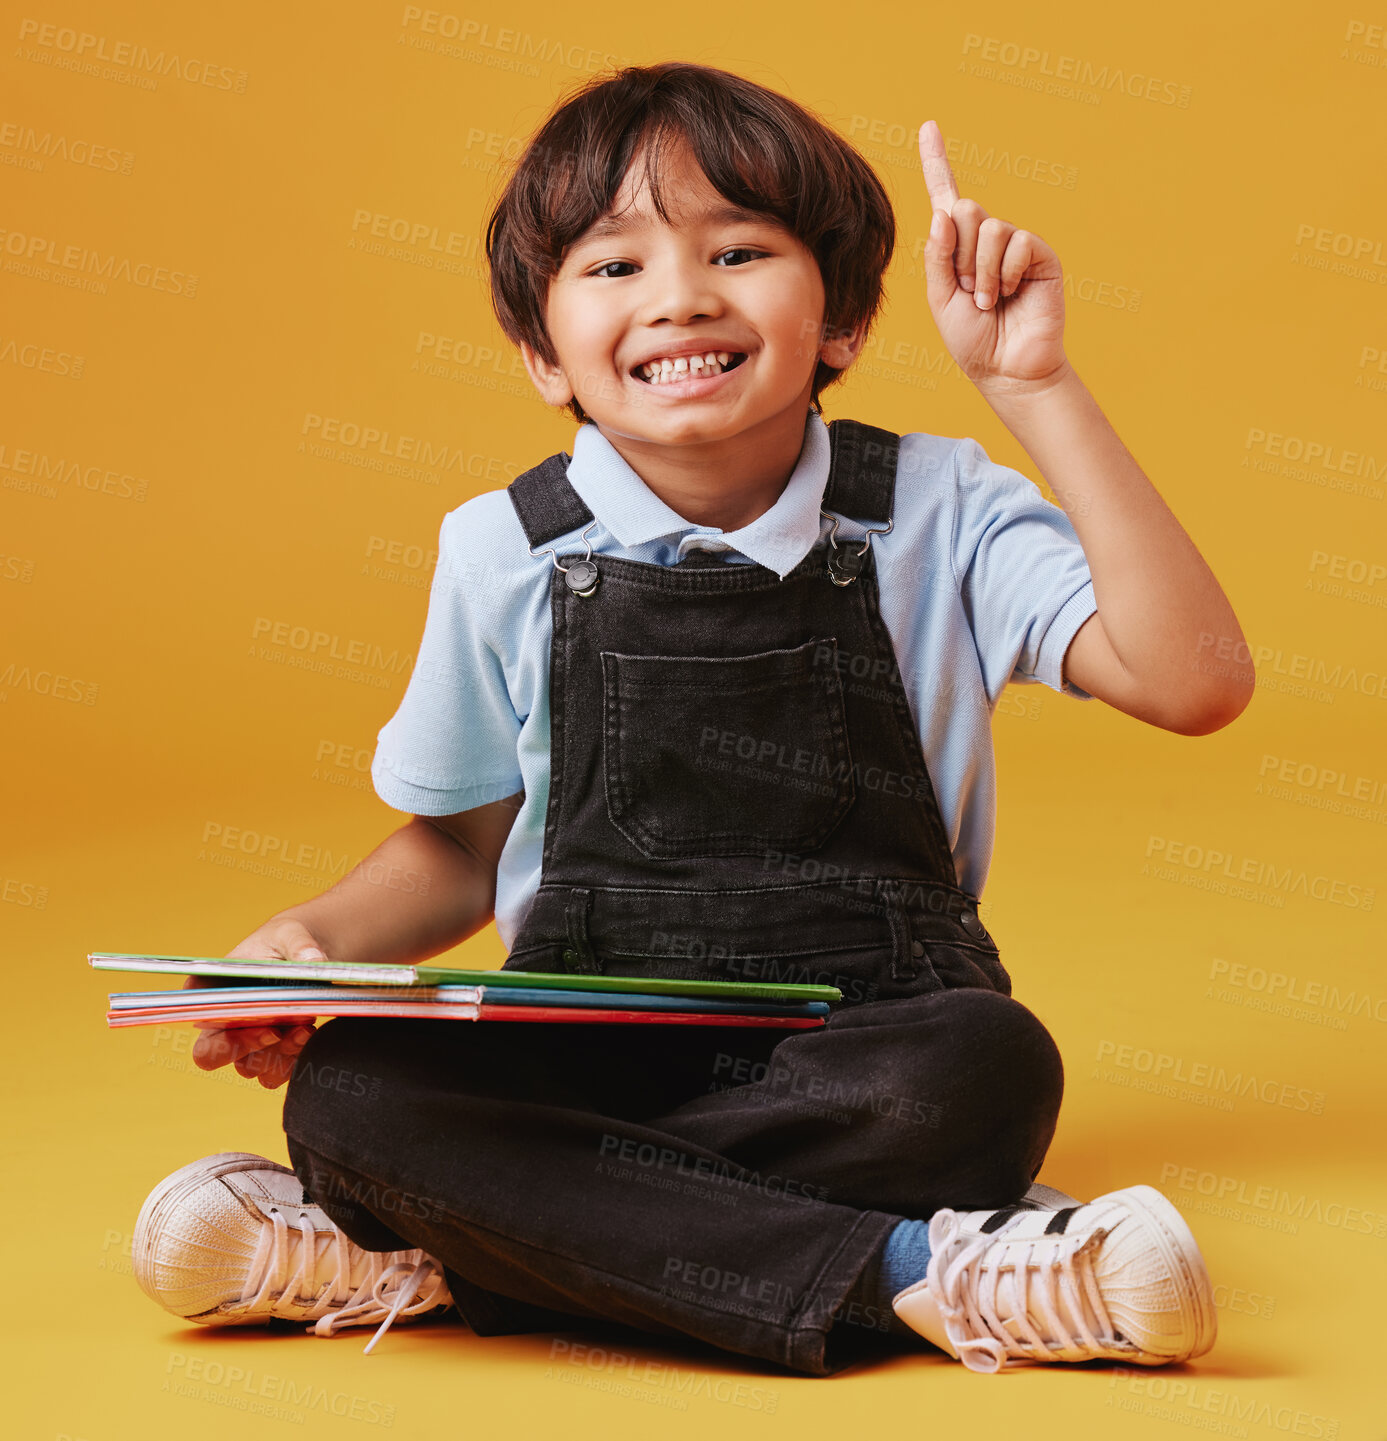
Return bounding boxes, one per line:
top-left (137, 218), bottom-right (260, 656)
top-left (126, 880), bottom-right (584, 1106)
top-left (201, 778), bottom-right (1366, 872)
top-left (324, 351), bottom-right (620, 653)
top-left (189, 1022), bottom-right (313, 1089)
top-left (183, 918), bottom-right (326, 1089)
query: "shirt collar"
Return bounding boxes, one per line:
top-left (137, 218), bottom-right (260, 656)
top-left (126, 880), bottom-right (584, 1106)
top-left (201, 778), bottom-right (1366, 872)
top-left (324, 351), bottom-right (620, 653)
top-left (563, 410), bottom-right (830, 580)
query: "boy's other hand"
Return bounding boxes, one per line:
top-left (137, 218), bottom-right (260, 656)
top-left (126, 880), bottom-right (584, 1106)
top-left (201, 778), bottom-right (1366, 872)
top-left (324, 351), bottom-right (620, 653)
top-left (186, 920), bottom-right (325, 1090)
top-left (918, 119), bottom-right (1068, 394)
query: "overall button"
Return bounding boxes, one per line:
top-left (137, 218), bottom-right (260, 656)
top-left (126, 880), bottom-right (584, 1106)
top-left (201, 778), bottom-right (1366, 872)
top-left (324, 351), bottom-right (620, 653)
top-left (564, 560), bottom-right (599, 595)
top-left (960, 909), bottom-right (986, 940)
top-left (910, 940), bottom-right (926, 959)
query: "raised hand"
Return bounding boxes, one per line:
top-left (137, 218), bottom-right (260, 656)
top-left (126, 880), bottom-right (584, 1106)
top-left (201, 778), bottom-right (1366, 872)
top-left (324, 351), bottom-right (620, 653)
top-left (918, 120), bottom-right (1068, 392)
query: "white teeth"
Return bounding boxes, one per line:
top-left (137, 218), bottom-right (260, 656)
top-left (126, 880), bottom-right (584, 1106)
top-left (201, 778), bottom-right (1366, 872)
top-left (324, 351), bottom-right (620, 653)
top-left (638, 350), bottom-right (740, 384)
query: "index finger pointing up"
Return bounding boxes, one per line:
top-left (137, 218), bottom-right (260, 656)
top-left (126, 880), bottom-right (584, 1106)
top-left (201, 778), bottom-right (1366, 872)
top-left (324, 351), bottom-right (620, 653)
top-left (918, 121), bottom-right (960, 218)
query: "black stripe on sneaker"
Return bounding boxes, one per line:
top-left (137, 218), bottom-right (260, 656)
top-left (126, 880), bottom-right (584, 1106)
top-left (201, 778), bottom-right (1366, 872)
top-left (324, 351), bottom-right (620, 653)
top-left (980, 1205), bottom-right (1024, 1233)
top-left (1044, 1207), bottom-right (1079, 1234)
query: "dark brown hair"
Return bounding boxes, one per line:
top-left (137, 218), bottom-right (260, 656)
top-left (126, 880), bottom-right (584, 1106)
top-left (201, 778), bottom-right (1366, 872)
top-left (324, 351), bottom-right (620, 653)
top-left (483, 62), bottom-right (896, 425)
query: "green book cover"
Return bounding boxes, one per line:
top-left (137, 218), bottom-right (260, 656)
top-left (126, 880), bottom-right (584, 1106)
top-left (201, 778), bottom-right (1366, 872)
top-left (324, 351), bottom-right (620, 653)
top-left (87, 952), bottom-right (842, 1005)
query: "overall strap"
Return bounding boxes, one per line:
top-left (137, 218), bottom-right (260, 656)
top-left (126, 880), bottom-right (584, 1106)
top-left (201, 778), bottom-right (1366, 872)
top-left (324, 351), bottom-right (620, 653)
top-left (823, 418), bottom-right (900, 525)
top-left (505, 451), bottom-right (590, 551)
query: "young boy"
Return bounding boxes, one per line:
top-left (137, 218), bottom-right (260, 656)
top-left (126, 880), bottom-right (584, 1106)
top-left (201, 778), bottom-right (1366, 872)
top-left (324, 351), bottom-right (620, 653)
top-left (132, 62), bottom-right (1254, 1377)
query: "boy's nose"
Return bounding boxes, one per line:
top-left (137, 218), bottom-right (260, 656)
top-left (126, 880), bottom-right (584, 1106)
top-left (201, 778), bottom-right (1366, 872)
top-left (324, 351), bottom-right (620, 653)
top-left (636, 261), bottom-right (727, 327)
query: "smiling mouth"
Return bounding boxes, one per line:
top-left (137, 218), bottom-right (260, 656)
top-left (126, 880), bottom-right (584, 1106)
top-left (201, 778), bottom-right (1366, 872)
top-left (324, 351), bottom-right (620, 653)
top-left (631, 352), bottom-right (748, 385)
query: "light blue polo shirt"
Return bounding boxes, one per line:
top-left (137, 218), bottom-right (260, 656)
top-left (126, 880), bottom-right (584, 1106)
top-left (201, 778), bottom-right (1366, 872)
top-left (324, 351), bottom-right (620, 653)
top-left (371, 408), bottom-right (1098, 949)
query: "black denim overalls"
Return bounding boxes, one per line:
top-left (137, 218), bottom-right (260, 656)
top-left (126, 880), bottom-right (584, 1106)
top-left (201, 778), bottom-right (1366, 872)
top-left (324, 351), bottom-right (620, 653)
top-left (283, 417), bottom-right (1064, 1376)
top-left (500, 416), bottom-right (1010, 1002)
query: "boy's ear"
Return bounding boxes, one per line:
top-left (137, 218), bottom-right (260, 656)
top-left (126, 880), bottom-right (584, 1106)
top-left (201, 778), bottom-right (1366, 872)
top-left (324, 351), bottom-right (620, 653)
top-left (518, 340), bottom-right (575, 407)
top-left (819, 321), bottom-right (868, 371)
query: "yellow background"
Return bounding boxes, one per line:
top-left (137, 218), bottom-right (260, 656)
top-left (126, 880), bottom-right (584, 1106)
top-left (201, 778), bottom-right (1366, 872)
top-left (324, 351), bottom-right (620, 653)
top-left (5, 2), bottom-right (1384, 1436)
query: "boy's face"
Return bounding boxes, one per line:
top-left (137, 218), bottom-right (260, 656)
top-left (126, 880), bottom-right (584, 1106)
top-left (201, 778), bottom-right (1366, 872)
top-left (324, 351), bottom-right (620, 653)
top-left (520, 138), bottom-right (863, 448)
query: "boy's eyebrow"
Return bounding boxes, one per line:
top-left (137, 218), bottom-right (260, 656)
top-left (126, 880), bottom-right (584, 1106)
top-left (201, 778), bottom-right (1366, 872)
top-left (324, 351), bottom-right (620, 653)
top-left (572, 201), bottom-right (778, 247)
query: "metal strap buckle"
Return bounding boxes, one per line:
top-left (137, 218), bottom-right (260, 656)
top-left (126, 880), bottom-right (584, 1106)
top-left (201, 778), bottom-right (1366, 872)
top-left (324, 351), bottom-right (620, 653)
top-left (820, 509), bottom-right (893, 587)
top-left (528, 519), bottom-right (600, 597)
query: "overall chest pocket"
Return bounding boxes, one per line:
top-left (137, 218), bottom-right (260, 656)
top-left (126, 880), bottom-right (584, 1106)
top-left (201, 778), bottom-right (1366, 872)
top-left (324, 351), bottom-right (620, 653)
top-left (601, 635), bottom-right (857, 859)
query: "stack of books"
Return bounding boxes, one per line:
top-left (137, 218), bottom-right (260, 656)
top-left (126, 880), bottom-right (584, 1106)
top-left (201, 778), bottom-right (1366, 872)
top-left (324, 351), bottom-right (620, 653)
top-left (88, 952), bottom-right (840, 1029)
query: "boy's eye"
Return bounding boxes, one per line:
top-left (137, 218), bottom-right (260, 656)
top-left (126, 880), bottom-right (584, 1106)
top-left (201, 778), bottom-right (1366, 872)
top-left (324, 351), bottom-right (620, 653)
top-left (588, 248), bottom-right (764, 279)
top-left (713, 247), bottom-right (763, 267)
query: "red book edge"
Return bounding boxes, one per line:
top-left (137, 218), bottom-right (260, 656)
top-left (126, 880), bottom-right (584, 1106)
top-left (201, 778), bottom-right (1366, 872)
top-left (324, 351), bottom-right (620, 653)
top-left (476, 1003), bottom-right (823, 1027)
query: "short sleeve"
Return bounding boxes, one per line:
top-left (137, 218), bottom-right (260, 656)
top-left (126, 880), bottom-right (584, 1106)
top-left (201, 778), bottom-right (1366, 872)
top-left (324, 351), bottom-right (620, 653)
top-left (949, 437), bottom-right (1099, 705)
top-left (370, 510), bottom-right (524, 814)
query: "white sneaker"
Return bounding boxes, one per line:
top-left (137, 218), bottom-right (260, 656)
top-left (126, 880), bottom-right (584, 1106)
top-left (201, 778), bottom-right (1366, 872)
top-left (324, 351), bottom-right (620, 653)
top-left (133, 1152), bottom-right (455, 1354)
top-left (892, 1184), bottom-right (1217, 1373)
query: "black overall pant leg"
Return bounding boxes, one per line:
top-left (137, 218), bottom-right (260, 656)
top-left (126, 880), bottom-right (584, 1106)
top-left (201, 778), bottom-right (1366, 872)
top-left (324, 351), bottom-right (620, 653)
top-left (281, 984), bottom-right (1063, 1377)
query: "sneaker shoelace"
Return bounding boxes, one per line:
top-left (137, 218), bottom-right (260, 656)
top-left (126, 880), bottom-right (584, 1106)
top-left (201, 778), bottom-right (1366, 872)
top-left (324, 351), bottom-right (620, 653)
top-left (242, 1205), bottom-right (450, 1354)
top-left (927, 1210), bottom-right (1120, 1373)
